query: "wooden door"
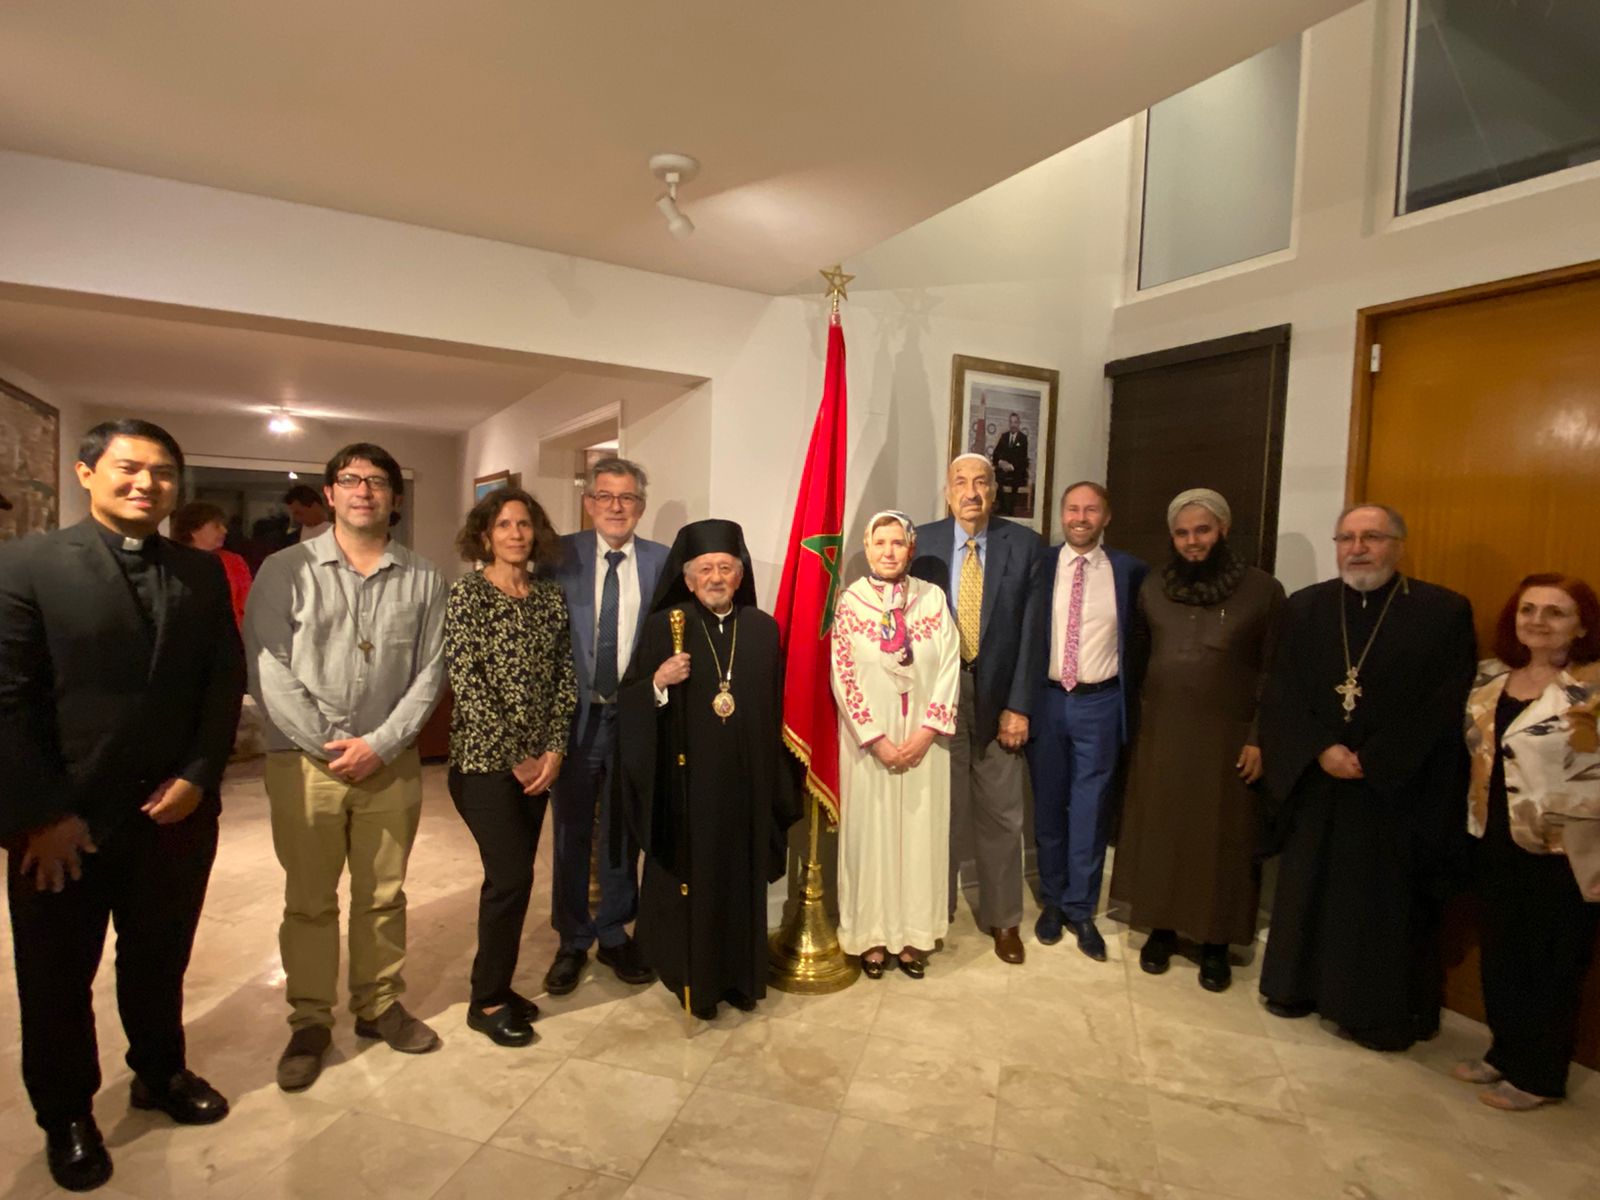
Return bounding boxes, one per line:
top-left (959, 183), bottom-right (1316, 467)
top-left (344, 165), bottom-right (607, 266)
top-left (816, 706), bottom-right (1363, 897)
top-left (1105, 326), bottom-right (1289, 569)
top-left (1351, 261), bottom-right (1600, 1067)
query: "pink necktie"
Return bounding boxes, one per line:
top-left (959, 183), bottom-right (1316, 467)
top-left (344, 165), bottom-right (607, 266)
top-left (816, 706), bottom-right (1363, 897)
top-left (1061, 555), bottom-right (1086, 691)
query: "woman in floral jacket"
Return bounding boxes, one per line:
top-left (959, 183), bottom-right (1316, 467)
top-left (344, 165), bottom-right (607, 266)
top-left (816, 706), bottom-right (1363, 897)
top-left (1457, 573), bottom-right (1600, 1111)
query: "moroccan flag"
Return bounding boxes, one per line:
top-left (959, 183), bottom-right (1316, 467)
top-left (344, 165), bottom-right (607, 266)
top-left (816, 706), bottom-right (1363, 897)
top-left (774, 313), bottom-right (847, 824)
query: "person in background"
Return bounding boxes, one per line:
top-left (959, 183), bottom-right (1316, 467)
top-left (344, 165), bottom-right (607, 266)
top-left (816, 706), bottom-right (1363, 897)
top-left (171, 500), bottom-right (253, 628)
top-left (1457, 573), bottom-right (1600, 1110)
top-left (444, 488), bottom-right (576, 1047)
top-left (283, 483), bottom-right (331, 543)
top-left (831, 511), bottom-right (960, 979)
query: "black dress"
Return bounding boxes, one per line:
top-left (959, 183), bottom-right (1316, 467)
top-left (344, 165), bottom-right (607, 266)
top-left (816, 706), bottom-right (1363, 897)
top-left (1477, 690), bottom-right (1600, 1098)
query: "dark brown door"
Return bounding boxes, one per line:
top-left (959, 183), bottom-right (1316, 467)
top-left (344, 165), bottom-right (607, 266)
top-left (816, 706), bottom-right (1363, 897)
top-left (1352, 262), bottom-right (1600, 1067)
top-left (1104, 326), bottom-right (1289, 569)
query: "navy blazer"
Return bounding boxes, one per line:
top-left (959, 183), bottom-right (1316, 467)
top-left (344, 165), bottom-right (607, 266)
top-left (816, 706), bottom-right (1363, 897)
top-left (909, 515), bottom-right (1044, 747)
top-left (1030, 543), bottom-right (1149, 738)
top-left (552, 529), bottom-right (669, 738)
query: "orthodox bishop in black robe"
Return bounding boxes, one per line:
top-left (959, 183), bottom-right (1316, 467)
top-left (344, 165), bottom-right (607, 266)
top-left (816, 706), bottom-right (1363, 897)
top-left (617, 520), bottom-right (799, 1019)
top-left (1258, 571), bottom-right (1475, 1049)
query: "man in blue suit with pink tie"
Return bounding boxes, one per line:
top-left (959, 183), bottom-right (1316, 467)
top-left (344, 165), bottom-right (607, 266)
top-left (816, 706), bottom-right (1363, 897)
top-left (543, 457), bottom-right (670, 996)
top-left (1028, 482), bottom-right (1147, 961)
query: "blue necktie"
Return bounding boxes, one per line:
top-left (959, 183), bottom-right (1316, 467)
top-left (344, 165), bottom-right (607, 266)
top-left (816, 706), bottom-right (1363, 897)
top-left (594, 549), bottom-right (625, 699)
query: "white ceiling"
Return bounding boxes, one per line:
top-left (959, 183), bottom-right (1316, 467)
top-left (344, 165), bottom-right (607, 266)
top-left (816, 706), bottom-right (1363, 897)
top-left (0, 291), bottom-right (700, 432)
top-left (0, 0), bottom-right (1358, 294)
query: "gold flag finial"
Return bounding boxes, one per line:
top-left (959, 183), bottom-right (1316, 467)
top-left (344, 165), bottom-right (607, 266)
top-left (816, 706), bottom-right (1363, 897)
top-left (819, 264), bottom-right (854, 315)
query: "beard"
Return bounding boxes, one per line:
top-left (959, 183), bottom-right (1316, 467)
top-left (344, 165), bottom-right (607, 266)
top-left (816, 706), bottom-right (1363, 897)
top-left (1340, 565), bottom-right (1396, 593)
top-left (1168, 536), bottom-right (1230, 585)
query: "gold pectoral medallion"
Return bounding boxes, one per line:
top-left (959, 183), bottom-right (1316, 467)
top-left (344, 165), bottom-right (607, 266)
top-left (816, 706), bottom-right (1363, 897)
top-left (712, 683), bottom-right (736, 721)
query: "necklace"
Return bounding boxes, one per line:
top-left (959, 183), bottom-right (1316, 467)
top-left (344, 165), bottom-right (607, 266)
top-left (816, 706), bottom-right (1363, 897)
top-left (699, 611), bottom-right (739, 721)
top-left (1337, 577), bottom-right (1402, 722)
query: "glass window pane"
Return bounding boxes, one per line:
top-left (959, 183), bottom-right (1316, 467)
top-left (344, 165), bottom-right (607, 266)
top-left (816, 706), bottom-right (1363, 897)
top-left (1139, 37), bottom-right (1300, 290)
top-left (1400, 0), bottom-right (1600, 214)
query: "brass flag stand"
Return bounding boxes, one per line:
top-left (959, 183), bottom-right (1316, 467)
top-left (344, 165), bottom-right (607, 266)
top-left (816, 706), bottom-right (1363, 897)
top-left (768, 264), bottom-right (859, 996)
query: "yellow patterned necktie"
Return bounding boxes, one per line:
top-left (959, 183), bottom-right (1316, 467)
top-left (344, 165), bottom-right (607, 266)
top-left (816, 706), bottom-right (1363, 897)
top-left (957, 537), bottom-right (982, 662)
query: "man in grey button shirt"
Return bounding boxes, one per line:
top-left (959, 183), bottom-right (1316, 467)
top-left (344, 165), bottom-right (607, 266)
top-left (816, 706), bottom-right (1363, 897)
top-left (244, 442), bottom-right (447, 1092)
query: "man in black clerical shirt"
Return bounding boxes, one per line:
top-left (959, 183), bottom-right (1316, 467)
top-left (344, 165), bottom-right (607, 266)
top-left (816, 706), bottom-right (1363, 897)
top-left (1257, 503), bottom-right (1475, 1052)
top-left (616, 519), bottom-right (799, 1021)
top-left (0, 419), bottom-right (244, 1192)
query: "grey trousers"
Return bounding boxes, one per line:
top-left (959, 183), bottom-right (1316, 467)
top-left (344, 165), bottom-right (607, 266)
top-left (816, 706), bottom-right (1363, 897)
top-left (948, 672), bottom-right (1026, 931)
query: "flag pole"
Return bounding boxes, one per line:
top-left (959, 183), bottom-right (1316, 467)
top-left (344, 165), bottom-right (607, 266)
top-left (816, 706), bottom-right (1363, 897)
top-left (768, 264), bottom-right (860, 995)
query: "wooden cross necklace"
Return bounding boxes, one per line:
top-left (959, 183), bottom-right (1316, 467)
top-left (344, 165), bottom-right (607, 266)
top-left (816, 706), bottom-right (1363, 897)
top-left (1337, 576), bottom-right (1402, 722)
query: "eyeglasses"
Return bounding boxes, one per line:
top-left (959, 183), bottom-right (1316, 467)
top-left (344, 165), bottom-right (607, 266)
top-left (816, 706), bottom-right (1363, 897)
top-left (587, 491), bottom-right (643, 509)
top-left (332, 473), bottom-right (394, 493)
top-left (1332, 532), bottom-right (1400, 547)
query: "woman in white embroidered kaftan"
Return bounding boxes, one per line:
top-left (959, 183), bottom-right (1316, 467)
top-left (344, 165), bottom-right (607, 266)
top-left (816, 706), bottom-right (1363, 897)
top-left (831, 511), bottom-right (960, 978)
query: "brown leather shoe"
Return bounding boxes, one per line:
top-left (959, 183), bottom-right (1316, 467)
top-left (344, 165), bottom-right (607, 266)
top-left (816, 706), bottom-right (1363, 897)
top-left (276, 1025), bottom-right (332, 1092)
top-left (991, 925), bottom-right (1025, 964)
top-left (355, 1002), bottom-right (441, 1054)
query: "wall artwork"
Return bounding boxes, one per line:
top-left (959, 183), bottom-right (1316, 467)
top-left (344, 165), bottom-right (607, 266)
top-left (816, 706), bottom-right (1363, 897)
top-left (948, 354), bottom-right (1059, 540)
top-left (0, 376), bottom-right (60, 542)
top-left (472, 469), bottom-right (521, 502)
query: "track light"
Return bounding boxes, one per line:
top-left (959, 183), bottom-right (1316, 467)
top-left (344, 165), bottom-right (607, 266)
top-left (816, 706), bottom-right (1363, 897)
top-left (267, 408), bottom-right (298, 434)
top-left (649, 152), bottom-right (700, 239)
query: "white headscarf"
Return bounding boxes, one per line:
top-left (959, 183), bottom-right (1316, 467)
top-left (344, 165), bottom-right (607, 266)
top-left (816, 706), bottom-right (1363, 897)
top-left (862, 510), bottom-right (917, 692)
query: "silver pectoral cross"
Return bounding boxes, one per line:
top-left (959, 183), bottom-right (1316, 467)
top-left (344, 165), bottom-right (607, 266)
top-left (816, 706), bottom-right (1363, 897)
top-left (1335, 668), bottom-right (1361, 722)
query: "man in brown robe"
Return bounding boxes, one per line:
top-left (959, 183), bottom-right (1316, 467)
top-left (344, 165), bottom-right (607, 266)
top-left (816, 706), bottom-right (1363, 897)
top-left (1110, 489), bottom-right (1284, 992)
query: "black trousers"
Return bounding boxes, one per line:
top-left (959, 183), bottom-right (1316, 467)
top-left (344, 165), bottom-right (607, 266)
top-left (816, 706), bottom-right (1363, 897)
top-left (448, 768), bottom-right (549, 1008)
top-left (1477, 821), bottom-right (1599, 1098)
top-left (6, 805), bottom-right (218, 1129)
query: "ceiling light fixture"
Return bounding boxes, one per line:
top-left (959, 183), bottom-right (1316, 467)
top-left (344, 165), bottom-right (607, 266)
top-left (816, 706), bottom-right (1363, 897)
top-left (649, 152), bottom-right (699, 239)
top-left (267, 408), bottom-right (298, 434)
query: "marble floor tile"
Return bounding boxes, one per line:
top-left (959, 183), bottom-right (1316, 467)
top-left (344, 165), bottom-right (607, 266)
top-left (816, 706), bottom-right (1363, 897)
top-left (355, 1034), bottom-right (563, 1141)
top-left (986, 1150), bottom-right (1166, 1199)
top-left (840, 1036), bottom-right (1000, 1142)
top-left (759, 975), bottom-right (885, 1030)
top-left (1464, 1144), bottom-right (1600, 1199)
top-left (810, 1116), bottom-right (993, 1199)
top-left (1145, 1092), bottom-right (1340, 1200)
top-left (490, 1058), bottom-right (693, 1177)
top-left (1307, 1118), bottom-right (1510, 1200)
top-left (571, 990), bottom-right (734, 1084)
top-left (993, 1064), bottom-right (1159, 1187)
top-left (1271, 1038), bottom-right (1465, 1142)
top-left (1128, 964), bottom-right (1271, 1040)
top-left (431, 1145), bottom-right (630, 1199)
top-left (1135, 1013), bottom-right (1298, 1114)
top-left (632, 1086), bottom-right (835, 1200)
top-left (698, 1016), bottom-right (867, 1112)
top-left (237, 1110), bottom-right (478, 1199)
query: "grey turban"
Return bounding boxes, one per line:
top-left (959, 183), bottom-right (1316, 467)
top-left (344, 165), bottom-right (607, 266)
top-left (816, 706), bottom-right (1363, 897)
top-left (1166, 488), bottom-right (1232, 530)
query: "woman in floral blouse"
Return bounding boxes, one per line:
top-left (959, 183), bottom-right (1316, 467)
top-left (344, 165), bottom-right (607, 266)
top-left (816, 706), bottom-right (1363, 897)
top-left (1457, 573), bottom-right (1600, 1110)
top-left (444, 487), bottom-right (576, 1047)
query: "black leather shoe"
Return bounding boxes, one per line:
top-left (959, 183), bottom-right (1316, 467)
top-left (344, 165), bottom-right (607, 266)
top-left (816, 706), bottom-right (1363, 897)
top-left (861, 951), bottom-right (888, 980)
top-left (467, 1003), bottom-right (537, 1047)
top-left (690, 1002), bottom-right (718, 1021)
top-left (1264, 998), bottom-right (1315, 1020)
top-left (45, 1117), bottom-right (112, 1193)
top-left (543, 948), bottom-right (587, 996)
top-left (1065, 918), bottom-right (1107, 962)
top-left (1034, 905), bottom-right (1065, 946)
top-left (506, 989), bottom-right (542, 1023)
top-left (1139, 929), bottom-right (1177, 975)
top-left (130, 1069), bottom-right (229, 1126)
top-left (727, 992), bottom-right (758, 1012)
top-left (597, 937), bottom-right (656, 986)
top-left (897, 955), bottom-right (926, 980)
top-left (1198, 944), bottom-right (1232, 993)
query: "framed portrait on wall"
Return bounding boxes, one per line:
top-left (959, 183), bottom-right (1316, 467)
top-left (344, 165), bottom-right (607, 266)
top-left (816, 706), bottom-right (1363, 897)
top-left (948, 355), bottom-right (1059, 540)
top-left (472, 469), bottom-right (521, 502)
top-left (0, 376), bottom-right (60, 542)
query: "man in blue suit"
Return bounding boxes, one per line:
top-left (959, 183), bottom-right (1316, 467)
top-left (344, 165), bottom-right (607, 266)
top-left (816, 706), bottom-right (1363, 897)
top-left (1028, 481), bottom-right (1147, 961)
top-left (910, 453), bottom-right (1043, 964)
top-left (543, 457), bottom-right (670, 995)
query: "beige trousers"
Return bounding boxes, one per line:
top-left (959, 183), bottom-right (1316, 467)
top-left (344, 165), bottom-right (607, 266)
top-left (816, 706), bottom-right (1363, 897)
top-left (266, 748), bottom-right (423, 1029)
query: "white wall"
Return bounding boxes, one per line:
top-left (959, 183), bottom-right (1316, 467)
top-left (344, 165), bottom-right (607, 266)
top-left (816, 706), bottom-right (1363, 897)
top-left (79, 406), bottom-right (463, 572)
top-left (0, 357), bottom-right (85, 527)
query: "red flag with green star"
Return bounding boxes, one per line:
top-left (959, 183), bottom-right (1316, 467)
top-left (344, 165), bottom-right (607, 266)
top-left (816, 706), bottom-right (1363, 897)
top-left (774, 312), bottom-right (847, 823)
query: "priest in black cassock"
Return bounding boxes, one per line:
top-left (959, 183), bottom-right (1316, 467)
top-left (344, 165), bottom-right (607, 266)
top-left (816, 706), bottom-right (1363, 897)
top-left (616, 519), bottom-right (800, 1020)
top-left (1258, 504), bottom-right (1476, 1051)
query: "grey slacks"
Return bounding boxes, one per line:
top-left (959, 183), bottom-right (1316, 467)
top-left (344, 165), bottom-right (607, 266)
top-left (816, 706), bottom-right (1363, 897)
top-left (948, 671), bottom-right (1026, 930)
